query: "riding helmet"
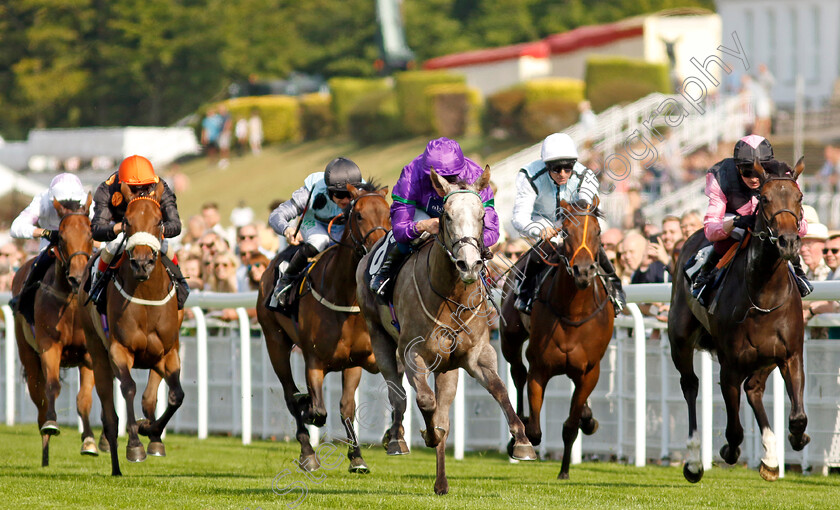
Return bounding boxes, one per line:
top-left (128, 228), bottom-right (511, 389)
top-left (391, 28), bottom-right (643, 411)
top-left (541, 133), bottom-right (579, 163)
top-left (324, 157), bottom-right (362, 192)
top-left (48, 173), bottom-right (87, 202)
top-left (734, 135), bottom-right (773, 164)
top-left (118, 155), bottom-right (159, 185)
top-left (423, 137), bottom-right (468, 177)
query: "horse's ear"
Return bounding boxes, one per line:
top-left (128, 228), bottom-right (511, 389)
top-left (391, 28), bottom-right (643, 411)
top-left (53, 197), bottom-right (66, 216)
top-left (590, 195), bottom-right (600, 211)
top-left (793, 157), bottom-right (805, 179)
top-left (430, 167), bottom-right (450, 197)
top-left (84, 192), bottom-right (92, 213)
top-left (153, 180), bottom-right (164, 202)
top-left (558, 199), bottom-right (570, 212)
top-left (377, 186), bottom-right (389, 198)
top-left (346, 183), bottom-right (360, 198)
top-left (120, 182), bottom-right (134, 202)
top-left (753, 158), bottom-right (767, 180)
top-left (473, 165), bottom-right (491, 192)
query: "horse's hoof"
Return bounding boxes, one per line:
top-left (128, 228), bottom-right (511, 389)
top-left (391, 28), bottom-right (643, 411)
top-left (720, 444), bottom-right (741, 465)
top-left (580, 418), bottom-right (599, 436)
top-left (789, 432), bottom-right (811, 451)
top-left (126, 444), bottom-right (146, 463)
top-left (348, 456), bottom-right (370, 474)
top-left (80, 436), bottom-right (99, 456)
top-left (298, 454), bottom-right (320, 472)
top-left (434, 479), bottom-right (449, 495)
top-left (683, 462), bottom-right (704, 483)
top-left (387, 439), bottom-right (410, 456)
top-left (310, 412), bottom-right (327, 428)
top-left (98, 435), bottom-right (111, 453)
top-left (511, 442), bottom-right (537, 461)
top-left (40, 421), bottom-right (60, 436)
top-left (147, 441), bottom-right (166, 457)
top-left (759, 461), bottom-right (779, 481)
top-left (382, 430), bottom-right (391, 450)
top-left (421, 427), bottom-right (445, 448)
top-left (557, 471), bottom-right (570, 480)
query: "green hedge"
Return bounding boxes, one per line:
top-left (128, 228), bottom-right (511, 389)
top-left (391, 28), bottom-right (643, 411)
top-left (327, 77), bottom-right (390, 133)
top-left (585, 56), bottom-right (671, 112)
top-left (395, 71), bottom-right (466, 135)
top-left (484, 78), bottom-right (584, 141)
top-left (298, 93), bottom-right (333, 140)
top-left (346, 89), bottom-right (405, 144)
top-left (426, 83), bottom-right (482, 138)
top-left (483, 87), bottom-right (527, 138)
top-left (222, 96), bottom-right (300, 143)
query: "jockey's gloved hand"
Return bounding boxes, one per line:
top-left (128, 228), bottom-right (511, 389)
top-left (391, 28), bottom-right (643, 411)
top-left (732, 214), bottom-right (755, 230)
top-left (41, 230), bottom-right (59, 244)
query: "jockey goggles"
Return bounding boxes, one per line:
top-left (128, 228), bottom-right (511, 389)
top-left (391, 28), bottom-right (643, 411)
top-left (547, 159), bottom-right (576, 173)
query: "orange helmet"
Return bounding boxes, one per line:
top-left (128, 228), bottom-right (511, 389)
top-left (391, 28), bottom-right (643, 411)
top-left (118, 155), bottom-right (159, 185)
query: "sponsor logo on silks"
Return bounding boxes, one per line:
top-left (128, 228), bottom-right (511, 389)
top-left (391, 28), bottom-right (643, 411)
top-left (425, 197), bottom-right (444, 216)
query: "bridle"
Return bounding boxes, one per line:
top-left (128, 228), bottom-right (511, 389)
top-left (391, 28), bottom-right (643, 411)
top-left (51, 211), bottom-right (92, 278)
top-left (123, 196), bottom-right (163, 259)
top-left (563, 209), bottom-right (601, 274)
top-left (327, 192), bottom-right (389, 257)
top-left (752, 175), bottom-right (802, 244)
top-left (434, 189), bottom-right (484, 264)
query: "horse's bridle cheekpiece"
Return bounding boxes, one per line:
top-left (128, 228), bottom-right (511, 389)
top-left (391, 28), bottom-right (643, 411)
top-left (754, 176), bottom-right (802, 243)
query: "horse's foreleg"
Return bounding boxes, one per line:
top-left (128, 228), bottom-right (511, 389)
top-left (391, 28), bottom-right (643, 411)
top-left (719, 368), bottom-right (745, 466)
top-left (744, 367), bottom-right (778, 481)
top-left (39, 343), bottom-right (63, 436)
top-left (17, 333), bottom-right (50, 466)
top-left (305, 363), bottom-right (327, 427)
top-left (89, 342), bottom-right (121, 475)
top-left (558, 368), bottom-right (600, 480)
top-left (670, 337), bottom-right (702, 482)
top-left (466, 342), bottom-right (535, 460)
top-left (500, 331), bottom-right (528, 418)
top-left (405, 357), bottom-right (438, 448)
top-left (138, 367), bottom-right (166, 456)
top-left (77, 365), bottom-right (98, 455)
top-left (431, 370), bottom-right (458, 496)
top-left (779, 353), bottom-right (809, 452)
top-left (152, 349), bottom-right (184, 433)
top-left (339, 367), bottom-right (368, 474)
top-left (110, 342), bottom-right (145, 463)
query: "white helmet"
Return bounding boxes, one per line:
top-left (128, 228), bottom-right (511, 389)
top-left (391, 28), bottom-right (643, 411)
top-left (541, 133), bottom-right (578, 163)
top-left (48, 173), bottom-right (87, 203)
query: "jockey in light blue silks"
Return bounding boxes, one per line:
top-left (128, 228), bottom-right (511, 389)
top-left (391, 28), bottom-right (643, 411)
top-left (370, 137), bottom-right (500, 299)
top-left (511, 132), bottom-right (625, 315)
top-left (268, 157), bottom-right (364, 308)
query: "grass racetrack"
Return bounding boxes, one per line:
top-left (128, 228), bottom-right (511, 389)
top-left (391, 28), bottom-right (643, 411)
top-left (2, 425), bottom-right (839, 509)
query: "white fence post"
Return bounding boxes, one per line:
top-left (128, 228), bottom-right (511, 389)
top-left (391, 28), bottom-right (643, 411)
top-left (627, 303), bottom-right (646, 467)
top-left (3, 305), bottom-right (16, 426)
top-left (238, 307), bottom-right (252, 445)
top-left (701, 352), bottom-right (713, 470)
top-left (402, 376), bottom-right (413, 448)
top-left (454, 368), bottom-right (465, 460)
top-left (192, 306), bottom-right (208, 440)
top-left (115, 379), bottom-right (126, 437)
top-left (773, 368), bottom-right (785, 478)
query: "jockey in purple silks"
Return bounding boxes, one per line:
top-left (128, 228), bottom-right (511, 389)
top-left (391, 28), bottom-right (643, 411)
top-left (370, 137), bottom-right (499, 298)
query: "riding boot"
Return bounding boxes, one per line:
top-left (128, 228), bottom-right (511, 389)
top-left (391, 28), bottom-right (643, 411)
top-left (371, 245), bottom-right (410, 301)
top-left (167, 255), bottom-right (190, 310)
top-left (270, 243), bottom-right (318, 309)
top-left (514, 252), bottom-right (546, 315)
top-left (598, 246), bottom-right (626, 316)
top-left (791, 258), bottom-right (814, 297)
top-left (691, 250), bottom-right (722, 305)
top-left (89, 256), bottom-right (111, 308)
top-left (13, 249), bottom-right (54, 325)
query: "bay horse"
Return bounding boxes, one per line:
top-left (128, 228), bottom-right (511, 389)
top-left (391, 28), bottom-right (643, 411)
top-left (356, 167), bottom-right (536, 495)
top-left (500, 198), bottom-right (614, 479)
top-left (256, 181), bottom-right (390, 474)
top-left (669, 158), bottom-right (809, 482)
top-left (79, 181), bottom-right (184, 476)
top-left (12, 194), bottom-right (105, 466)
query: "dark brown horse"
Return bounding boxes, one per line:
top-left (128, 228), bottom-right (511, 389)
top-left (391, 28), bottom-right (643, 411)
top-left (357, 168), bottom-right (536, 495)
top-left (669, 158), bottom-right (809, 482)
top-left (257, 182), bottom-right (390, 473)
top-left (12, 194), bottom-right (104, 466)
top-left (79, 181), bottom-right (184, 475)
top-left (500, 198), bottom-right (614, 479)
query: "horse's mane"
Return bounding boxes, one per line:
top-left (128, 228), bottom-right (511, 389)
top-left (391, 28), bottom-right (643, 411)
top-left (58, 199), bottom-right (83, 212)
top-left (341, 178), bottom-right (383, 215)
top-left (568, 199), bottom-right (605, 220)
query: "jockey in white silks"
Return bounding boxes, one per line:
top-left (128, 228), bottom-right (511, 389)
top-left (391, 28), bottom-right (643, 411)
top-left (10, 173), bottom-right (90, 323)
top-left (267, 157), bottom-right (364, 308)
top-left (511, 132), bottom-right (625, 315)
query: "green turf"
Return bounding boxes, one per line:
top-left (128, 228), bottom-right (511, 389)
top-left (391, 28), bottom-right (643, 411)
top-left (2, 425), bottom-right (838, 509)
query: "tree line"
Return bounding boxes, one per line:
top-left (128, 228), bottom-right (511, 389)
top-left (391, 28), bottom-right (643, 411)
top-left (0, 0), bottom-right (711, 139)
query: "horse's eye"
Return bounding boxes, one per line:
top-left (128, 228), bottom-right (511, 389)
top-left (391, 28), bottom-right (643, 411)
top-left (760, 195), bottom-right (769, 204)
top-left (356, 212), bottom-right (363, 221)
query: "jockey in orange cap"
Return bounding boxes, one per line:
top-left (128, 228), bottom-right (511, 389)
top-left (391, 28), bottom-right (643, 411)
top-left (89, 155), bottom-right (189, 309)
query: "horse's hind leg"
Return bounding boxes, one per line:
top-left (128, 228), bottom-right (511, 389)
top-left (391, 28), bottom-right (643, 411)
top-left (264, 327), bottom-right (318, 470)
top-left (138, 369), bottom-right (166, 456)
top-left (77, 365), bottom-right (99, 456)
top-left (339, 367), bottom-right (368, 474)
top-left (779, 352), bottom-right (809, 453)
top-left (39, 342), bottom-right (63, 437)
top-left (304, 362), bottom-right (328, 426)
top-left (558, 367), bottom-right (601, 480)
top-left (141, 349), bottom-right (184, 440)
top-left (17, 331), bottom-right (50, 466)
top-left (743, 366), bottom-right (779, 481)
top-left (465, 342), bottom-right (535, 461)
top-left (431, 369), bottom-right (458, 495)
top-left (668, 320), bottom-right (702, 482)
top-left (719, 366), bottom-right (745, 466)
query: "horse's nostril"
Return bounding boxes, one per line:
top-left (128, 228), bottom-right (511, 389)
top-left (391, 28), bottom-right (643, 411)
top-left (456, 260), bottom-right (469, 272)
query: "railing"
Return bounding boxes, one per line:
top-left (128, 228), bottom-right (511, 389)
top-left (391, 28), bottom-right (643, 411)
top-left (3, 283), bottom-right (840, 476)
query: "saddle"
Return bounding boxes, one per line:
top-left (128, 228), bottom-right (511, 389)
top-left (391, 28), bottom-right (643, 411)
top-left (267, 245), bottom-right (331, 313)
top-left (363, 232), bottom-right (421, 304)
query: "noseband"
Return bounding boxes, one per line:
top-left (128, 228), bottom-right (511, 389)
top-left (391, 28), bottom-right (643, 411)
top-left (753, 176), bottom-right (802, 243)
top-left (435, 189), bottom-right (484, 264)
top-left (52, 212), bottom-right (92, 277)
